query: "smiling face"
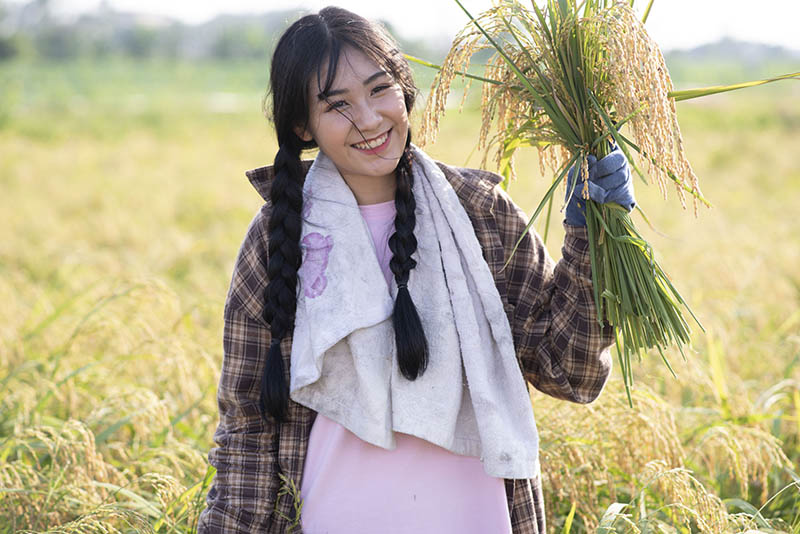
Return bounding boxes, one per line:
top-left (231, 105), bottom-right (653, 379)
top-left (295, 46), bottom-right (410, 205)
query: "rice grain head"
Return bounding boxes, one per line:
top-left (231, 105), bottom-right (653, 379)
top-left (690, 424), bottom-right (791, 503)
top-left (639, 460), bottom-right (731, 533)
top-left (590, 3), bottom-right (703, 214)
top-left (422, 0), bottom-right (704, 211)
top-left (536, 385), bottom-right (685, 529)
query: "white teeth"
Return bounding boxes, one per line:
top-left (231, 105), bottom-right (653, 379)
top-left (354, 131), bottom-right (388, 150)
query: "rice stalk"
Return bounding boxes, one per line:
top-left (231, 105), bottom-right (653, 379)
top-left (0, 420), bottom-right (127, 529)
top-left (0, 277), bottom-right (214, 532)
top-left (637, 460), bottom-right (730, 532)
top-left (18, 504), bottom-right (153, 534)
top-left (689, 424), bottom-right (792, 503)
top-left (273, 472), bottom-right (304, 534)
top-left (534, 378), bottom-right (795, 530)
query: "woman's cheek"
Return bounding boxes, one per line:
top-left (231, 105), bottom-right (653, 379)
top-left (315, 113), bottom-right (348, 146)
top-left (392, 89), bottom-right (409, 114)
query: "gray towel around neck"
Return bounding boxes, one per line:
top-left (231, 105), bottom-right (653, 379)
top-left (289, 145), bottom-right (539, 479)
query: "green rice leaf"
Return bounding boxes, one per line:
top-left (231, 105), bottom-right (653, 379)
top-left (403, 54), bottom-right (501, 86)
top-left (529, 1), bottom-right (553, 43)
top-left (562, 501), bottom-right (577, 533)
top-left (586, 89), bottom-right (648, 185)
top-left (669, 71), bottom-right (800, 101)
top-left (542, 182), bottom-right (556, 244)
top-left (641, 0), bottom-right (654, 23)
top-left (92, 482), bottom-right (161, 518)
top-left (502, 152), bottom-right (580, 271)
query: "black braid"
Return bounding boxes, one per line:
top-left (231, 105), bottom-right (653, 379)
top-left (388, 134), bottom-right (430, 380)
top-left (260, 140), bottom-right (304, 423)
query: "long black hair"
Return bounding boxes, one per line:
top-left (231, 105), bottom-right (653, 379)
top-left (262, 6), bottom-right (428, 423)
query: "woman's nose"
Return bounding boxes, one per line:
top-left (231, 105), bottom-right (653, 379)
top-left (354, 100), bottom-right (382, 131)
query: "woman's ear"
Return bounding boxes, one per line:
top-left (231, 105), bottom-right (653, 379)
top-left (294, 125), bottom-right (313, 143)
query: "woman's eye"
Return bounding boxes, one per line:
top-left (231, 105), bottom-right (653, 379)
top-left (326, 100), bottom-right (347, 112)
top-left (372, 84), bottom-right (391, 95)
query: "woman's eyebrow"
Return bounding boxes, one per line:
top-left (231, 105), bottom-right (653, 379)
top-left (317, 70), bottom-right (390, 100)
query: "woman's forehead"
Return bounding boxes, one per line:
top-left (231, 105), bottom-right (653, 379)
top-left (313, 47), bottom-right (385, 93)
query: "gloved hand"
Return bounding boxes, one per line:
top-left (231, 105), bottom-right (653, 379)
top-left (564, 145), bottom-right (636, 227)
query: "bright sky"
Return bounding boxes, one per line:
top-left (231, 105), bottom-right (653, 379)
top-left (15, 0), bottom-right (800, 52)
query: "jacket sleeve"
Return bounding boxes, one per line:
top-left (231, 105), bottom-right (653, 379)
top-left (493, 185), bottom-right (614, 404)
top-left (198, 204), bottom-right (281, 533)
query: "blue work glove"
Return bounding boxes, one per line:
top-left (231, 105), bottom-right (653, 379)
top-left (564, 145), bottom-right (636, 227)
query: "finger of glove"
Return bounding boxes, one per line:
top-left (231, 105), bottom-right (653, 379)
top-left (604, 183), bottom-right (637, 211)
top-left (591, 166), bottom-right (629, 192)
top-left (585, 180), bottom-right (608, 204)
top-left (593, 149), bottom-right (626, 179)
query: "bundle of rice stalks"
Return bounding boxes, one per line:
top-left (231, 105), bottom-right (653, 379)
top-left (415, 0), bottom-right (799, 403)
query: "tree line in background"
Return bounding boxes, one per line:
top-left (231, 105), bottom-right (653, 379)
top-left (0, 0), bottom-right (796, 90)
top-left (0, 0), bottom-right (443, 62)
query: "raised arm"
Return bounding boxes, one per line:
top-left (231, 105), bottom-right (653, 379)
top-left (493, 186), bottom-right (615, 404)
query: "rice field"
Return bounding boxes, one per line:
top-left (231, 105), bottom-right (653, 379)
top-left (1, 57), bottom-right (799, 532)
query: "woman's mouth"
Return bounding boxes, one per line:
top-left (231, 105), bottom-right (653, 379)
top-left (352, 129), bottom-right (391, 154)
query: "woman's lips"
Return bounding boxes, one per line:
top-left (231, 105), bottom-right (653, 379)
top-left (352, 128), bottom-right (392, 155)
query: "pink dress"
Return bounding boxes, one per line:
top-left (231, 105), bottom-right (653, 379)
top-left (299, 199), bottom-right (513, 534)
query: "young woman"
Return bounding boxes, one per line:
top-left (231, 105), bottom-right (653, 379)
top-left (198, 6), bottom-right (635, 534)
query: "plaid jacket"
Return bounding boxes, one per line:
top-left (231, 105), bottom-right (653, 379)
top-left (198, 159), bottom-right (614, 534)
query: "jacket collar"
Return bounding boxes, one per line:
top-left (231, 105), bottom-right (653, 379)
top-left (245, 157), bottom-right (502, 211)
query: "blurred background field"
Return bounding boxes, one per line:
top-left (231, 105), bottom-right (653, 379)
top-left (1, 1), bottom-right (800, 532)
